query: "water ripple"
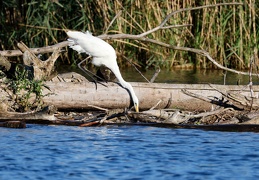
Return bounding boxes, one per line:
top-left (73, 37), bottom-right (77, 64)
top-left (1, 125), bottom-right (259, 179)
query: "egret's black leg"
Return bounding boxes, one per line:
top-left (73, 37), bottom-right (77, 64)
top-left (78, 57), bottom-right (108, 89)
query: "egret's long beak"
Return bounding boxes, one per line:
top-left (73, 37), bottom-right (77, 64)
top-left (135, 104), bottom-right (139, 113)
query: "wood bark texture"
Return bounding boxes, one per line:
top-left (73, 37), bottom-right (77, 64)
top-left (42, 82), bottom-right (257, 111)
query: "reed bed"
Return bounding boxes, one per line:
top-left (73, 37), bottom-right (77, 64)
top-left (0, 0), bottom-right (258, 70)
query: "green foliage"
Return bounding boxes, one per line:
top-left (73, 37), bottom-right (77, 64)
top-left (6, 65), bottom-right (46, 112)
top-left (0, 0), bottom-right (258, 70)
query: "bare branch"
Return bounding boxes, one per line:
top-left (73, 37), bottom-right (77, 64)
top-left (0, 41), bottom-right (69, 57)
top-left (160, 2), bottom-right (243, 27)
top-left (140, 2), bottom-right (243, 37)
top-left (160, 24), bottom-right (192, 30)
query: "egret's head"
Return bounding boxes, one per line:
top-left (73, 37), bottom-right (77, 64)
top-left (115, 79), bottom-right (139, 113)
top-left (134, 102), bottom-right (139, 113)
top-left (132, 96), bottom-right (139, 113)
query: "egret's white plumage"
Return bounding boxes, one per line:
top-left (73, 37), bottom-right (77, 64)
top-left (66, 30), bottom-right (139, 112)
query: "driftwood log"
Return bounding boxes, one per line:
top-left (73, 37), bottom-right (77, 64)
top-left (42, 81), bottom-right (258, 111)
top-left (2, 76), bottom-right (259, 129)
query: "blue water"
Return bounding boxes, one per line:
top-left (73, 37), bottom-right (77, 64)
top-left (1, 125), bottom-right (259, 180)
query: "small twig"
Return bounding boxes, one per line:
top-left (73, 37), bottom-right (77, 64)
top-left (18, 24), bottom-right (64, 31)
top-left (87, 105), bottom-right (109, 112)
top-left (150, 67), bottom-right (160, 83)
top-left (223, 71), bottom-right (227, 85)
top-left (122, 54), bottom-right (150, 83)
top-left (164, 93), bottom-right (172, 109)
top-left (182, 88), bottom-right (243, 110)
top-left (99, 115), bottom-right (108, 125)
top-left (149, 99), bottom-right (162, 110)
top-left (160, 24), bottom-right (193, 30)
top-left (226, 43), bottom-right (245, 67)
top-left (249, 53), bottom-right (255, 111)
top-left (181, 89), bottom-right (213, 104)
top-left (104, 10), bottom-right (122, 34)
top-left (79, 121), bottom-right (99, 127)
top-left (186, 108), bottom-right (234, 119)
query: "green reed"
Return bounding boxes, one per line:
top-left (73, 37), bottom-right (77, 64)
top-left (0, 0), bottom-right (258, 70)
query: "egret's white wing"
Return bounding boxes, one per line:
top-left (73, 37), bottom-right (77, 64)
top-left (66, 31), bottom-right (116, 58)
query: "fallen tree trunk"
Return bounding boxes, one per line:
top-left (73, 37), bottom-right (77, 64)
top-left (42, 81), bottom-right (258, 111)
top-left (2, 81), bottom-right (259, 129)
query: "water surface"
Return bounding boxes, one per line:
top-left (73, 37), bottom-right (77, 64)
top-left (1, 125), bottom-right (259, 179)
top-left (2, 69), bottom-right (259, 179)
top-left (122, 69), bottom-right (259, 85)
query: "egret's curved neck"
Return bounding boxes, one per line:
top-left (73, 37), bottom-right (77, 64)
top-left (109, 64), bottom-right (138, 102)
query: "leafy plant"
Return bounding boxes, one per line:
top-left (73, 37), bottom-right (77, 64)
top-left (6, 65), bottom-right (46, 112)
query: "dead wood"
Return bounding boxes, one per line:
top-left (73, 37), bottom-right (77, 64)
top-left (41, 81), bottom-right (259, 111)
top-left (0, 55), bottom-right (11, 71)
top-left (126, 107), bottom-right (236, 125)
top-left (2, 75), bottom-right (259, 127)
top-left (80, 121), bottom-right (100, 127)
top-left (209, 84), bottom-right (259, 110)
top-left (181, 88), bottom-right (243, 110)
top-left (0, 105), bottom-right (57, 121)
top-left (241, 117), bottom-right (259, 125)
top-left (17, 42), bottom-right (60, 80)
top-left (0, 121), bottom-right (26, 128)
top-left (0, 104), bottom-right (105, 126)
top-left (0, 41), bottom-right (69, 57)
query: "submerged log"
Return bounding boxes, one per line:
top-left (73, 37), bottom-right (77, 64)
top-left (0, 121), bottom-right (26, 128)
top-left (42, 81), bottom-right (259, 111)
top-left (0, 105), bottom-right (56, 121)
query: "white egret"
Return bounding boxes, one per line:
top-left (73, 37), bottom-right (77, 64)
top-left (66, 30), bottom-right (139, 112)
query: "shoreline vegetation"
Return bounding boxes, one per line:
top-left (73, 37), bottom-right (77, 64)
top-left (0, 0), bottom-right (258, 70)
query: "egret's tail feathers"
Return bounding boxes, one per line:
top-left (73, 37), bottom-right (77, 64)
top-left (67, 38), bottom-right (75, 46)
top-left (70, 45), bottom-right (86, 54)
top-left (66, 31), bottom-right (93, 54)
top-left (67, 39), bottom-right (85, 54)
top-left (84, 30), bottom-right (92, 35)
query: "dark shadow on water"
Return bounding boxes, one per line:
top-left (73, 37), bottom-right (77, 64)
top-left (104, 123), bottom-right (259, 133)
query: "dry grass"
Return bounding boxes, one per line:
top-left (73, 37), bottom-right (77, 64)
top-left (0, 0), bottom-right (258, 70)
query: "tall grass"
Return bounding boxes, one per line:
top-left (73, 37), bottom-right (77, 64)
top-left (0, 0), bottom-right (258, 70)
